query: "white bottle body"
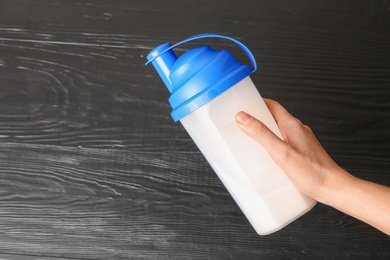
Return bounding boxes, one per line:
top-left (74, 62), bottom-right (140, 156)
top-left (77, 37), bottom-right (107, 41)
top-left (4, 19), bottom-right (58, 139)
top-left (180, 76), bottom-right (316, 235)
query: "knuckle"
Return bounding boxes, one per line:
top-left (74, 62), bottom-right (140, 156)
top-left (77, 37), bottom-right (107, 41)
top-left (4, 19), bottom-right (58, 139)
top-left (280, 117), bottom-right (306, 131)
top-left (303, 124), bottom-right (313, 133)
top-left (253, 121), bottom-right (269, 138)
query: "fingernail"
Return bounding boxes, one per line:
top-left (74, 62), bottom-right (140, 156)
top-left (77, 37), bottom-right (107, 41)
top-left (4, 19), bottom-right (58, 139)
top-left (236, 112), bottom-right (252, 125)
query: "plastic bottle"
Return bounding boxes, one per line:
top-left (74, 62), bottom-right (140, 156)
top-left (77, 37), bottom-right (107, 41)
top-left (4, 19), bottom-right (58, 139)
top-left (145, 33), bottom-right (316, 235)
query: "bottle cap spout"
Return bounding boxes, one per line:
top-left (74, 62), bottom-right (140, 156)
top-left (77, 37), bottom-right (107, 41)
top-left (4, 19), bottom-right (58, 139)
top-left (146, 43), bottom-right (177, 93)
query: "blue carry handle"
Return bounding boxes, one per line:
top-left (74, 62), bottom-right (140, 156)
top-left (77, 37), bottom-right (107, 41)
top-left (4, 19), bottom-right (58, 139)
top-left (145, 33), bottom-right (257, 74)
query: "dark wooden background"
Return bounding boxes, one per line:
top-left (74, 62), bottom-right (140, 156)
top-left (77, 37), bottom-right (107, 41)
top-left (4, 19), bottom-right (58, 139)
top-left (0, 0), bottom-right (389, 259)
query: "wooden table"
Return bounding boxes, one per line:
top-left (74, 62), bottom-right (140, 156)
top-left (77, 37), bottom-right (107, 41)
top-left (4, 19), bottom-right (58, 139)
top-left (0, 0), bottom-right (389, 259)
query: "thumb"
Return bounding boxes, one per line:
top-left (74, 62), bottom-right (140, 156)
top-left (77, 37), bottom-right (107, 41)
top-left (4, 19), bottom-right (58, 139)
top-left (235, 111), bottom-right (288, 159)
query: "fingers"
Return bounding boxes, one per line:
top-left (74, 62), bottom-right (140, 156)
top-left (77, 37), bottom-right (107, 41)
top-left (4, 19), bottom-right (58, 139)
top-left (263, 98), bottom-right (293, 125)
top-left (235, 111), bottom-right (288, 156)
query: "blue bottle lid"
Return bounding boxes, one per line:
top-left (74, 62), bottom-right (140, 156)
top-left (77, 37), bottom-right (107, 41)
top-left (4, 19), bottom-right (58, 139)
top-left (146, 34), bottom-right (257, 122)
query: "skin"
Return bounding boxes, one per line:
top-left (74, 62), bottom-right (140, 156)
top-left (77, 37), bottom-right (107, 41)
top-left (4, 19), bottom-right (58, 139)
top-left (235, 98), bottom-right (390, 235)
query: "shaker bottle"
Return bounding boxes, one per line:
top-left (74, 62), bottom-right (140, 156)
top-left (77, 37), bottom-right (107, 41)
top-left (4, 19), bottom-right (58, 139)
top-left (145, 33), bottom-right (316, 235)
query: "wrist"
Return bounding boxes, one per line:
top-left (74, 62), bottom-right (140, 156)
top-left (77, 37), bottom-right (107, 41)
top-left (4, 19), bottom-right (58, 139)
top-left (316, 166), bottom-right (354, 206)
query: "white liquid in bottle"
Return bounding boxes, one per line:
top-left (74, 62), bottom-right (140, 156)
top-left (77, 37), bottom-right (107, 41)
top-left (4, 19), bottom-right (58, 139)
top-left (180, 77), bottom-right (316, 235)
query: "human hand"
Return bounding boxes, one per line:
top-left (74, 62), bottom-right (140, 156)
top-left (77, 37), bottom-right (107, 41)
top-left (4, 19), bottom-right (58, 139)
top-left (235, 98), bottom-right (350, 203)
top-left (235, 99), bottom-right (390, 234)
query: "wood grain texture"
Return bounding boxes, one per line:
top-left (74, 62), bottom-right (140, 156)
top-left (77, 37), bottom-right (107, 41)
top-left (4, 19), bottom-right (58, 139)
top-left (0, 0), bottom-right (389, 259)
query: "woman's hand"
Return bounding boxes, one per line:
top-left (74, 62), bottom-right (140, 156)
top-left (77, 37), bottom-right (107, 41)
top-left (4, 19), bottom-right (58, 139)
top-left (235, 98), bottom-right (390, 235)
top-left (235, 98), bottom-right (348, 202)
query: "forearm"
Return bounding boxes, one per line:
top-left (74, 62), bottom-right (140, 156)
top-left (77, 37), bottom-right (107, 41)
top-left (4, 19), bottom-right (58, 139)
top-left (320, 167), bottom-right (390, 235)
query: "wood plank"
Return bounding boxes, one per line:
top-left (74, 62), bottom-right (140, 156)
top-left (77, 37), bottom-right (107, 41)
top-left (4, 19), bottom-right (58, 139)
top-left (0, 143), bottom-right (388, 259)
